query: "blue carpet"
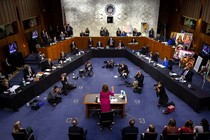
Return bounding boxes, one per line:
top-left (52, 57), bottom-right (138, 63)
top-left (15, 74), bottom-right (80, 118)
top-left (0, 57), bottom-right (210, 140)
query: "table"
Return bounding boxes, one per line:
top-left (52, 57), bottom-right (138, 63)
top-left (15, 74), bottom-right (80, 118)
top-left (83, 94), bottom-right (127, 118)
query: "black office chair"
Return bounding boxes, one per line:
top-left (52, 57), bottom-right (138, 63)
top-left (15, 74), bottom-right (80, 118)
top-left (11, 132), bottom-right (34, 140)
top-left (122, 132), bottom-right (138, 140)
top-left (68, 133), bottom-right (86, 140)
top-left (195, 132), bottom-right (210, 140)
top-left (179, 133), bottom-right (195, 140)
top-left (98, 111), bottom-right (114, 131)
top-left (160, 134), bottom-right (180, 140)
top-left (141, 132), bottom-right (158, 140)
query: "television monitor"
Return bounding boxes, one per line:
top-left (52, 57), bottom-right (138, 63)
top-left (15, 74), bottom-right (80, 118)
top-left (8, 42), bottom-right (18, 54)
top-left (202, 43), bottom-right (210, 56)
top-left (31, 30), bottom-right (38, 39)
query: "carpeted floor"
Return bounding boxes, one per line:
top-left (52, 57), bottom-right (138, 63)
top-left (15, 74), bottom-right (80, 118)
top-left (0, 55), bottom-right (210, 140)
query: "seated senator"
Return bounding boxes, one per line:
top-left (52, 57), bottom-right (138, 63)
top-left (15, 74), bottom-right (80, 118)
top-left (23, 65), bottom-right (35, 81)
top-left (130, 38), bottom-right (137, 44)
top-left (58, 51), bottom-right (67, 64)
top-left (96, 41), bottom-right (103, 48)
top-left (47, 85), bottom-right (62, 106)
top-left (117, 40), bottom-right (125, 49)
top-left (1, 78), bottom-right (10, 93)
top-left (44, 58), bottom-right (55, 70)
top-left (12, 121), bottom-right (34, 139)
top-left (118, 63), bottom-right (129, 78)
top-left (133, 70), bottom-right (144, 93)
top-left (70, 41), bottom-right (79, 55)
top-left (107, 37), bottom-right (115, 48)
top-left (121, 119), bottom-right (139, 135)
top-left (152, 52), bottom-right (159, 62)
top-left (68, 118), bottom-right (87, 140)
top-left (60, 73), bottom-right (76, 95)
top-left (181, 65), bottom-right (194, 82)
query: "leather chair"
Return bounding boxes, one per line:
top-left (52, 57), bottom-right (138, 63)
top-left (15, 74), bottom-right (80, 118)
top-left (68, 133), bottom-right (86, 140)
top-left (141, 132), bottom-right (158, 140)
top-left (195, 132), bottom-right (210, 140)
top-left (11, 132), bottom-right (34, 140)
top-left (122, 132), bottom-right (138, 140)
top-left (179, 133), bottom-right (195, 140)
top-left (160, 134), bottom-right (180, 140)
top-left (98, 111), bottom-right (114, 131)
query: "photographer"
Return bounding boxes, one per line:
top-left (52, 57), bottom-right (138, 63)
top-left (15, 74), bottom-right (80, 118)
top-left (154, 81), bottom-right (168, 107)
top-left (133, 70), bottom-right (144, 93)
top-left (47, 86), bottom-right (62, 107)
top-left (118, 63), bottom-right (129, 78)
top-left (85, 61), bottom-right (93, 77)
top-left (61, 73), bottom-right (76, 95)
top-left (103, 59), bottom-right (115, 69)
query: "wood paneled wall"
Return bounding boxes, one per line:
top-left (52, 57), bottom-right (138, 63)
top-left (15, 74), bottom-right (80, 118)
top-left (181, 0), bottom-right (202, 19)
top-left (202, 0), bottom-right (210, 23)
top-left (0, 0), bottom-right (17, 25)
top-left (17, 0), bottom-right (40, 20)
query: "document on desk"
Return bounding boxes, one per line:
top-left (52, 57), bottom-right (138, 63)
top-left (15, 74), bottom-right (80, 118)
top-left (156, 64), bottom-right (165, 68)
top-left (110, 98), bottom-right (118, 103)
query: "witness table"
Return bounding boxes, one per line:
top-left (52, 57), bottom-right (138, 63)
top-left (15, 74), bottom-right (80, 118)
top-left (83, 94), bottom-right (127, 118)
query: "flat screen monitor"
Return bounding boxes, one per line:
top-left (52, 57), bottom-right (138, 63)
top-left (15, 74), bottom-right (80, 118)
top-left (31, 30), bottom-right (38, 39)
top-left (9, 42), bottom-right (18, 54)
top-left (202, 43), bottom-right (210, 56)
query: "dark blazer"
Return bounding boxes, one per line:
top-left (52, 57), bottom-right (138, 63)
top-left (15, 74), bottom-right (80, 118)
top-left (181, 69), bottom-right (194, 82)
top-left (23, 68), bottom-right (35, 80)
top-left (45, 61), bottom-right (54, 70)
top-left (96, 42), bottom-right (103, 48)
top-left (69, 126), bottom-right (84, 135)
top-left (122, 126), bottom-right (139, 134)
top-left (107, 39), bottom-right (115, 48)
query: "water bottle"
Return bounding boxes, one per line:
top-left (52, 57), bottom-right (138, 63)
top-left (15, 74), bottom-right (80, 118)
top-left (22, 78), bottom-right (26, 86)
top-left (95, 95), bottom-right (98, 103)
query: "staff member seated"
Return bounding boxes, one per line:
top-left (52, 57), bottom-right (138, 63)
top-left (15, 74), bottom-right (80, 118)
top-left (58, 51), bottom-right (67, 64)
top-left (133, 70), bottom-right (144, 93)
top-left (47, 86), bottom-right (62, 107)
top-left (117, 40), bottom-right (125, 49)
top-left (61, 73), bottom-right (76, 95)
top-left (130, 38), bottom-right (137, 44)
top-left (118, 63), bottom-right (129, 78)
top-left (0, 78), bottom-right (10, 93)
top-left (68, 118), bottom-right (87, 140)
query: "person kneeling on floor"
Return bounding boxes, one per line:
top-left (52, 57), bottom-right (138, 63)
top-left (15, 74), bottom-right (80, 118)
top-left (47, 85), bottom-right (62, 106)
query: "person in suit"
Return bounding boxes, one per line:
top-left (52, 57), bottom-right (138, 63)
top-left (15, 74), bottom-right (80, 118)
top-left (152, 52), bottom-right (159, 62)
top-left (60, 31), bottom-right (66, 41)
top-left (66, 24), bottom-right (73, 37)
top-left (133, 70), bottom-right (144, 93)
top-left (68, 118), bottom-right (87, 140)
top-left (100, 84), bottom-right (114, 112)
top-left (121, 119), bottom-right (139, 134)
top-left (85, 28), bottom-right (90, 36)
top-left (23, 65), bottom-right (35, 81)
top-left (87, 38), bottom-right (93, 49)
top-left (60, 73), bottom-right (76, 95)
top-left (116, 28), bottom-right (121, 36)
top-left (103, 27), bottom-right (109, 36)
top-left (149, 28), bottom-right (155, 38)
top-left (121, 31), bottom-right (127, 36)
top-left (100, 27), bottom-right (104, 36)
top-left (107, 37), bottom-right (115, 48)
top-left (96, 41), bottom-right (103, 48)
top-left (45, 58), bottom-right (54, 70)
top-left (154, 81), bottom-right (169, 107)
top-left (2, 58), bottom-right (16, 78)
top-left (133, 28), bottom-right (138, 36)
top-left (84, 61), bottom-right (93, 77)
top-left (117, 40), bottom-right (125, 49)
top-left (12, 121), bottom-right (33, 139)
top-left (58, 51), bottom-right (67, 64)
top-left (130, 38), bottom-right (137, 44)
top-left (181, 65), bottom-right (194, 82)
top-left (70, 41), bottom-right (79, 55)
top-left (118, 63), bottom-right (129, 78)
top-left (47, 85), bottom-right (62, 106)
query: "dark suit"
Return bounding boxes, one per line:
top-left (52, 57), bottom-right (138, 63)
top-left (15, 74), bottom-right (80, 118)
top-left (96, 42), bottom-right (103, 48)
top-left (88, 40), bottom-right (93, 49)
top-left (70, 42), bottom-right (79, 54)
top-left (181, 69), bottom-right (194, 82)
top-left (107, 39), bottom-right (115, 48)
top-left (23, 68), bottom-right (35, 80)
top-left (45, 61), bottom-right (53, 70)
top-left (69, 126), bottom-right (87, 139)
top-left (118, 42), bottom-right (125, 48)
top-left (121, 126), bottom-right (139, 134)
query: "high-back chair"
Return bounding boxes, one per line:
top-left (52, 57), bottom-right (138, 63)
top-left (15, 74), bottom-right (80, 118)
top-left (98, 111), bottom-right (114, 131)
top-left (140, 132), bottom-right (158, 140)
